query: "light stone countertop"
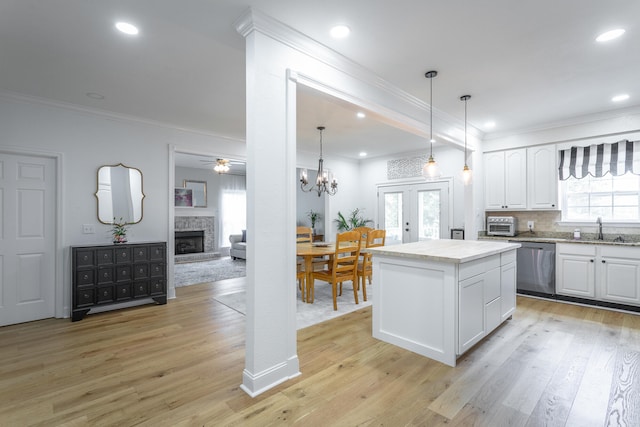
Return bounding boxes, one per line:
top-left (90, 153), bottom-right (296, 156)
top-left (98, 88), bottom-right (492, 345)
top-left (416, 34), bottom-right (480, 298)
top-left (366, 239), bottom-right (520, 264)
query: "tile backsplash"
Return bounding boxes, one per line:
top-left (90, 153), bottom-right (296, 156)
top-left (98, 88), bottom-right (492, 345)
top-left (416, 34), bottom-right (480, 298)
top-left (485, 210), bottom-right (640, 237)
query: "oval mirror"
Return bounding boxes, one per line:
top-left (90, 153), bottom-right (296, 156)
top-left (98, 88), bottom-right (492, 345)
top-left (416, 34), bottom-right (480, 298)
top-left (95, 163), bottom-right (145, 224)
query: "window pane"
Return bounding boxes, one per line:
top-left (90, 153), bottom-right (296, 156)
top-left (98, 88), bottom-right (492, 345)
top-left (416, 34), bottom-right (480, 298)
top-left (614, 207), bottom-right (637, 220)
top-left (562, 172), bottom-right (640, 222)
top-left (418, 190), bottom-right (439, 240)
top-left (590, 194), bottom-right (612, 206)
top-left (384, 193), bottom-right (402, 241)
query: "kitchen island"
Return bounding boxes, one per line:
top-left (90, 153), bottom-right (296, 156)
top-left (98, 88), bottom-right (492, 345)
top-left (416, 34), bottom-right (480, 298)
top-left (367, 239), bottom-right (520, 367)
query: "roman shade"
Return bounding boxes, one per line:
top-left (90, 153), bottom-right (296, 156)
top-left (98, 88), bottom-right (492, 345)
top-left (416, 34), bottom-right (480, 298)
top-left (558, 139), bottom-right (640, 180)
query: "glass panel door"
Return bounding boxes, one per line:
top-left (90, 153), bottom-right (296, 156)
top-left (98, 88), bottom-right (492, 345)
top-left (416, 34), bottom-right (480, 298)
top-left (378, 182), bottom-right (449, 244)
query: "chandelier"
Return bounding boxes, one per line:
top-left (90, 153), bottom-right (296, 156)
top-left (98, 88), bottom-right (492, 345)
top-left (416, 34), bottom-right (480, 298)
top-left (300, 126), bottom-right (338, 197)
top-left (213, 158), bottom-right (230, 174)
top-left (423, 70), bottom-right (441, 180)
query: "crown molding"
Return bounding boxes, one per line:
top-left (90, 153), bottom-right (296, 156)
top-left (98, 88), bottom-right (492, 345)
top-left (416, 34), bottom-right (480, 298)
top-left (483, 105), bottom-right (640, 141)
top-left (0, 90), bottom-right (245, 144)
top-left (235, 8), bottom-right (482, 145)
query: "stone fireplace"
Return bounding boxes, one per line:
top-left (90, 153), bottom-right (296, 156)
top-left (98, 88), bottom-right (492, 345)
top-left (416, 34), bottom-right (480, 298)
top-left (175, 216), bottom-right (218, 262)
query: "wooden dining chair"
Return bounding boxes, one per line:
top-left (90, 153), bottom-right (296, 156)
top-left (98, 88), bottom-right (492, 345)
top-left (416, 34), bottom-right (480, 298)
top-left (353, 226), bottom-right (373, 239)
top-left (356, 229), bottom-right (386, 301)
top-left (310, 230), bottom-right (362, 310)
top-left (297, 264), bottom-right (306, 302)
top-left (296, 226), bottom-right (313, 243)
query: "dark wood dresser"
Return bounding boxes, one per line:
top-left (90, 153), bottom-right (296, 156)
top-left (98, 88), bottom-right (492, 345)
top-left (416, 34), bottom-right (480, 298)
top-left (71, 242), bottom-right (167, 321)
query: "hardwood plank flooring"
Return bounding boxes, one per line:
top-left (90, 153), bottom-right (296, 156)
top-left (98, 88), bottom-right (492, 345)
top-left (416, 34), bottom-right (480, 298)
top-left (1, 279), bottom-right (639, 426)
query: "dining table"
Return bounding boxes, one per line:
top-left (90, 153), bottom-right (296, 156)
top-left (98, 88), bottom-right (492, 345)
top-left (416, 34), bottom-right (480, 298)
top-left (296, 241), bottom-right (335, 303)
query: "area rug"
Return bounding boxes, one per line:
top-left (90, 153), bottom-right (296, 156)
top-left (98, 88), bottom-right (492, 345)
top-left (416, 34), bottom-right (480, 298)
top-left (175, 257), bottom-right (246, 287)
top-left (214, 282), bottom-right (373, 330)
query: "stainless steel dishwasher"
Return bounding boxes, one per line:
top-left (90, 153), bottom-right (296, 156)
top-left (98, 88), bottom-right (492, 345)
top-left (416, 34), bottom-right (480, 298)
top-left (509, 241), bottom-right (556, 297)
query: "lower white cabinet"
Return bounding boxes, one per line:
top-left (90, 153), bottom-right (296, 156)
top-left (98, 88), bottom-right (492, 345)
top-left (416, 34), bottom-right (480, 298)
top-left (556, 244), bottom-right (596, 298)
top-left (556, 243), bottom-right (640, 306)
top-left (458, 250), bottom-right (517, 354)
top-left (599, 246), bottom-right (640, 305)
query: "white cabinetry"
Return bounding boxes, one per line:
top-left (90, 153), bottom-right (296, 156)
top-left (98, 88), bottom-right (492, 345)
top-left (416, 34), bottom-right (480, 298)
top-left (484, 149), bottom-right (527, 210)
top-left (527, 145), bottom-right (558, 209)
top-left (556, 243), bottom-right (640, 306)
top-left (599, 246), bottom-right (640, 305)
top-left (556, 243), bottom-right (596, 298)
top-left (458, 251), bottom-right (516, 354)
top-left (500, 250), bottom-right (517, 321)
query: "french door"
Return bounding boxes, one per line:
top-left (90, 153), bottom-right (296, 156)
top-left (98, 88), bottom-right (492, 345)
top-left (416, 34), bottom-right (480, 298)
top-left (377, 181), bottom-right (450, 245)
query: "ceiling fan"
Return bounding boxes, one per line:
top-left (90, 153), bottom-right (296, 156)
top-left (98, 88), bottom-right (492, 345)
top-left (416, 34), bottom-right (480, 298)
top-left (199, 158), bottom-right (244, 174)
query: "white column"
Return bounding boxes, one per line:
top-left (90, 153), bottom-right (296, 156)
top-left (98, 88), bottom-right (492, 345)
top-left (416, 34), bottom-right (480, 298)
top-left (239, 26), bottom-right (300, 397)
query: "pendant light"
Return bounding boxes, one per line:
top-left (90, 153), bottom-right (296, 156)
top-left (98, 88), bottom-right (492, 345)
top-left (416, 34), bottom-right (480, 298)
top-left (460, 95), bottom-right (472, 185)
top-left (422, 70), bottom-right (441, 180)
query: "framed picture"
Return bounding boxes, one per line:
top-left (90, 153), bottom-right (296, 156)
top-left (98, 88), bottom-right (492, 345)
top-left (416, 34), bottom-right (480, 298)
top-left (175, 188), bottom-right (193, 207)
top-left (183, 180), bottom-right (207, 208)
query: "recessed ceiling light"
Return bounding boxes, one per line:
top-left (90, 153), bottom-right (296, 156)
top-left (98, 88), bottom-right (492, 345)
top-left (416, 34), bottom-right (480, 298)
top-left (330, 25), bottom-right (350, 39)
top-left (596, 29), bottom-right (625, 42)
top-left (359, 152), bottom-right (367, 157)
top-left (115, 21), bottom-right (139, 36)
top-left (86, 92), bottom-right (105, 100)
top-left (612, 94), bottom-right (630, 102)
top-left (356, 112), bottom-right (366, 119)
top-left (484, 121), bottom-right (496, 129)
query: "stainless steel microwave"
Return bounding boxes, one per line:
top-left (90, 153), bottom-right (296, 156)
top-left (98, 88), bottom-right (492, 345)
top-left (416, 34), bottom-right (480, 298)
top-left (487, 216), bottom-right (518, 237)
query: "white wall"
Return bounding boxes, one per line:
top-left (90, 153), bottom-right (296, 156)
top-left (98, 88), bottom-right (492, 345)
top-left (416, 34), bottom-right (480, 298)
top-left (359, 145), bottom-right (470, 232)
top-left (0, 93), bottom-right (245, 313)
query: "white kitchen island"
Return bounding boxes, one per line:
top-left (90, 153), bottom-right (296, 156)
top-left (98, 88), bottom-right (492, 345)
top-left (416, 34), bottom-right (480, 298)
top-left (367, 239), bottom-right (520, 367)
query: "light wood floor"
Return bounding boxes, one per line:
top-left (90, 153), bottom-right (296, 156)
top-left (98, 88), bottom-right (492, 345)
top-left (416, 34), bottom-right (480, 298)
top-left (1, 278), bottom-right (639, 426)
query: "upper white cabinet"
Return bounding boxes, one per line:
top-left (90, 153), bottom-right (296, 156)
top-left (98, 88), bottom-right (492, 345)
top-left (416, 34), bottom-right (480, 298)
top-left (527, 145), bottom-right (558, 209)
top-left (484, 145), bottom-right (558, 211)
top-left (484, 149), bottom-right (527, 210)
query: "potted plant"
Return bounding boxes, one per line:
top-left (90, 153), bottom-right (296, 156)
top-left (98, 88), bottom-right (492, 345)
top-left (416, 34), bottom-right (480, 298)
top-left (112, 217), bottom-right (128, 244)
top-left (334, 208), bottom-right (373, 231)
top-left (307, 210), bottom-right (321, 234)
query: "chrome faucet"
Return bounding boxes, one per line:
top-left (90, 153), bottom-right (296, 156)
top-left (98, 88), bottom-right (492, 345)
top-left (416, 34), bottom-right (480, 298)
top-left (597, 217), bottom-right (604, 240)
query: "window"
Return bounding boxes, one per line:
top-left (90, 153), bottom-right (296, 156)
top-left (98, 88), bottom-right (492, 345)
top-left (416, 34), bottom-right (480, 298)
top-left (561, 173), bottom-right (640, 222)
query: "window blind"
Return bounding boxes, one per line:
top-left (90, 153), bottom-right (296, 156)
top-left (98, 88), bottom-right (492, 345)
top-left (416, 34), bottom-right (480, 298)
top-left (558, 139), bottom-right (640, 180)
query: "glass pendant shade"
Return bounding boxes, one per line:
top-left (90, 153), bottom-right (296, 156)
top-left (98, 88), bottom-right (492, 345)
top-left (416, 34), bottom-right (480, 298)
top-left (422, 155), bottom-right (441, 180)
top-left (462, 164), bottom-right (472, 185)
top-left (423, 70), bottom-right (441, 180)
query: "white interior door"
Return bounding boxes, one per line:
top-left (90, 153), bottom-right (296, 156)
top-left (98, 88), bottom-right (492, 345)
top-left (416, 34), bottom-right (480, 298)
top-left (0, 152), bottom-right (56, 326)
top-left (378, 181), bottom-right (450, 244)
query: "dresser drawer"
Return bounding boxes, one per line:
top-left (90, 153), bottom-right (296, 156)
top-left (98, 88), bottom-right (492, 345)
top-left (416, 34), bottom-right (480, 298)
top-left (96, 285), bottom-right (115, 304)
top-left (76, 269), bottom-right (95, 286)
top-left (149, 279), bottom-right (165, 296)
top-left (96, 248), bottom-right (115, 265)
top-left (76, 287), bottom-right (95, 307)
top-left (133, 264), bottom-right (149, 280)
top-left (115, 247), bottom-right (132, 263)
top-left (150, 262), bottom-right (165, 278)
top-left (75, 250), bottom-right (95, 268)
top-left (116, 266), bottom-right (132, 282)
top-left (133, 246), bottom-right (149, 262)
top-left (97, 267), bottom-right (114, 285)
top-left (133, 282), bottom-right (149, 297)
top-left (116, 284), bottom-right (132, 301)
